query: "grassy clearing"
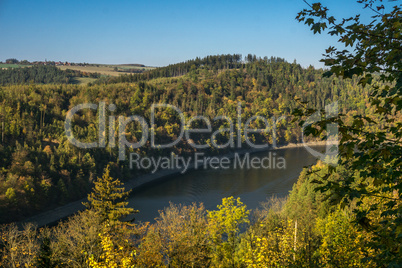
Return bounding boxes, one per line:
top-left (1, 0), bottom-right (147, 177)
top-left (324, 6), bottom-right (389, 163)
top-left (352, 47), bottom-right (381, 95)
top-left (71, 77), bottom-right (97, 85)
top-left (0, 63), bottom-right (155, 76)
top-left (115, 65), bottom-right (154, 70)
top-left (58, 65), bottom-right (120, 76)
top-left (58, 64), bottom-right (154, 76)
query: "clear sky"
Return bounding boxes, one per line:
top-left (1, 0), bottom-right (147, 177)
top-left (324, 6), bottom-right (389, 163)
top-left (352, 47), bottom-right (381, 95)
top-left (0, 0), bottom-right (379, 68)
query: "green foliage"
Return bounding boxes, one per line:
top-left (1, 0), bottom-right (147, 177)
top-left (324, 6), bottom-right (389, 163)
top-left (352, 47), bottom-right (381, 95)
top-left (316, 207), bottom-right (375, 268)
top-left (0, 65), bottom-right (71, 85)
top-left (84, 165), bottom-right (138, 224)
top-left (5, 187), bottom-right (16, 202)
top-left (0, 170), bottom-right (385, 268)
top-left (96, 54), bottom-right (244, 83)
top-left (0, 65), bottom-right (100, 85)
top-left (0, 55), bottom-right (372, 223)
top-left (285, 162), bottom-right (332, 224)
top-left (296, 1), bottom-right (402, 266)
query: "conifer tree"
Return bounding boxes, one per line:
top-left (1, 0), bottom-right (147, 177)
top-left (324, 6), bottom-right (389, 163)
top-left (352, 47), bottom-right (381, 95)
top-left (83, 165), bottom-right (138, 223)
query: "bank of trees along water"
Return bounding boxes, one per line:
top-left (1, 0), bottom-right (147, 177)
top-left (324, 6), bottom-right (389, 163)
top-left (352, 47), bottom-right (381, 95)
top-left (0, 163), bottom-right (379, 267)
top-left (0, 54), bottom-right (374, 223)
top-left (0, 54), bottom-right (397, 265)
top-left (0, 0), bottom-right (401, 265)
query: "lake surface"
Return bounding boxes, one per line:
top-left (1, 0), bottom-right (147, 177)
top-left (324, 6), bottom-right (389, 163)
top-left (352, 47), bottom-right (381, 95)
top-left (128, 145), bottom-right (324, 222)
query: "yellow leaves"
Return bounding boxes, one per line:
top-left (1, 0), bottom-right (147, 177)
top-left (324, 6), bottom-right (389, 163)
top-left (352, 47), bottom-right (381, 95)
top-left (242, 219), bottom-right (302, 267)
top-left (5, 187), bottom-right (16, 200)
top-left (252, 78), bottom-right (258, 89)
top-left (208, 196), bottom-right (250, 239)
top-left (87, 226), bottom-right (136, 268)
top-left (0, 223), bottom-right (38, 268)
top-left (43, 145), bottom-right (52, 155)
top-left (207, 197), bottom-right (250, 267)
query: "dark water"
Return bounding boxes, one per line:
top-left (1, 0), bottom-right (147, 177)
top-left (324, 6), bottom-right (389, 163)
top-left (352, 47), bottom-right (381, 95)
top-left (128, 146), bottom-right (324, 222)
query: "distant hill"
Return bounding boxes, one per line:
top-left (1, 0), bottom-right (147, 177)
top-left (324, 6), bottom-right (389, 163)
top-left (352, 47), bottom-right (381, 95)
top-left (118, 63), bottom-right (146, 67)
top-left (0, 65), bottom-right (78, 85)
top-left (93, 54), bottom-right (289, 84)
top-left (0, 63), bottom-right (155, 85)
top-left (0, 62), bottom-right (154, 78)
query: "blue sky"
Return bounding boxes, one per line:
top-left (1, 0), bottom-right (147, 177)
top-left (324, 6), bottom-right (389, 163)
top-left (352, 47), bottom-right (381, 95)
top-left (0, 0), bottom-right (378, 67)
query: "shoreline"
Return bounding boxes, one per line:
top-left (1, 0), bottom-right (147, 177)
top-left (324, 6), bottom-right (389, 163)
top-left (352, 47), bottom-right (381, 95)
top-left (16, 141), bottom-right (331, 228)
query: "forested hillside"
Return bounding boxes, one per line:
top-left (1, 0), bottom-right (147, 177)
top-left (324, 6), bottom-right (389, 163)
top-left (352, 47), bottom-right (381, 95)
top-left (0, 162), bottom-right (386, 267)
top-left (0, 55), bottom-right (374, 223)
top-left (0, 0), bottom-right (400, 265)
top-left (0, 65), bottom-right (100, 85)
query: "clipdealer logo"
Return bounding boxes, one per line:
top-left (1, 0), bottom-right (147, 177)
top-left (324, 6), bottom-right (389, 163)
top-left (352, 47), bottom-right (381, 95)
top-left (64, 101), bottom-right (338, 171)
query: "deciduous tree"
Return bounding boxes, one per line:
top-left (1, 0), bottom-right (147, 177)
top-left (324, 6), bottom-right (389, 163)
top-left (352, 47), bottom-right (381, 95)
top-left (295, 1), bottom-right (401, 266)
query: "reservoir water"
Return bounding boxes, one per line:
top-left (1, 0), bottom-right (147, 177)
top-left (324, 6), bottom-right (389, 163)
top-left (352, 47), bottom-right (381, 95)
top-left (128, 145), bottom-right (324, 222)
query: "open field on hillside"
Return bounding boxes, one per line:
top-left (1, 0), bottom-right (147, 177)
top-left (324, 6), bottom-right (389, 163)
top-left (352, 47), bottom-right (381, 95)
top-left (71, 77), bottom-right (97, 85)
top-left (0, 63), bottom-right (154, 76)
top-left (58, 64), bottom-right (154, 76)
top-left (58, 65), bottom-right (120, 76)
top-left (115, 64), bottom-right (154, 70)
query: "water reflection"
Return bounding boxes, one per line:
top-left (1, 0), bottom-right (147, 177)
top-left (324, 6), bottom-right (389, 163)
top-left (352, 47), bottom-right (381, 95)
top-left (128, 146), bottom-right (324, 222)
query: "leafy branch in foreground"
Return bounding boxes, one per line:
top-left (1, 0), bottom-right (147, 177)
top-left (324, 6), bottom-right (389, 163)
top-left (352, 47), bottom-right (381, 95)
top-left (295, 0), bottom-right (401, 266)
